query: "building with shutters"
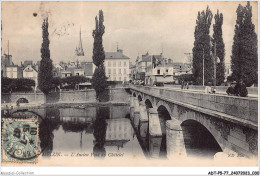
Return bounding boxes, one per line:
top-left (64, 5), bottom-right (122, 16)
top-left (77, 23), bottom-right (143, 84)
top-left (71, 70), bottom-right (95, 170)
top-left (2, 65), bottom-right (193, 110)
top-left (104, 48), bottom-right (130, 82)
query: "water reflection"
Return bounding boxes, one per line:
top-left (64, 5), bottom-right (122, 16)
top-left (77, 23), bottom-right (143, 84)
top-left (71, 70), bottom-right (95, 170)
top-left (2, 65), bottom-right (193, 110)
top-left (105, 119), bottom-right (132, 148)
top-left (93, 107), bottom-right (108, 159)
top-left (6, 103), bottom-right (222, 161)
top-left (39, 108), bottom-right (60, 157)
top-left (7, 105), bottom-right (144, 160)
top-left (130, 106), bottom-right (168, 159)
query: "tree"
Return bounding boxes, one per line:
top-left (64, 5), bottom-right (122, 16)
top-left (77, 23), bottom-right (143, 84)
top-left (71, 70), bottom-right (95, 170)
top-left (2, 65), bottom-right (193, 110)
top-left (15, 78), bottom-right (35, 91)
top-left (1, 78), bottom-right (35, 93)
top-left (192, 6), bottom-right (213, 85)
top-left (91, 10), bottom-right (108, 101)
top-left (91, 65), bottom-right (108, 99)
top-left (92, 10), bottom-right (105, 67)
top-left (51, 77), bottom-right (61, 89)
top-left (231, 2), bottom-right (258, 86)
top-left (61, 76), bottom-right (90, 89)
top-left (38, 18), bottom-right (53, 95)
top-left (212, 10), bottom-right (225, 86)
top-left (177, 74), bottom-right (195, 83)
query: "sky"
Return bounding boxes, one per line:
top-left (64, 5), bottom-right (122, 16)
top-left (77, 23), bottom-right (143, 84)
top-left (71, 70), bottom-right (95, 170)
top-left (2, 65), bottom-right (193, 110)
top-left (1, 1), bottom-right (258, 65)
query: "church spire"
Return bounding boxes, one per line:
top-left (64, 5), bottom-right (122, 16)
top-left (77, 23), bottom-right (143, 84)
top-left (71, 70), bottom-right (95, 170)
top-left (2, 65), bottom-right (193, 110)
top-left (75, 27), bottom-right (84, 56)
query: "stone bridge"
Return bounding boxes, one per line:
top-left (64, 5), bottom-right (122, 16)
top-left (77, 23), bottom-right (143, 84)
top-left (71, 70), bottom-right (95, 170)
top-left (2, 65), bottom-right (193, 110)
top-left (129, 85), bottom-right (258, 159)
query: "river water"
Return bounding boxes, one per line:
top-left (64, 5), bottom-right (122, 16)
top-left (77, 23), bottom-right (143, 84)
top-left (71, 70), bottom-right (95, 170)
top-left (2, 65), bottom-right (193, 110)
top-left (5, 105), bottom-right (149, 162)
top-left (2, 104), bottom-right (222, 165)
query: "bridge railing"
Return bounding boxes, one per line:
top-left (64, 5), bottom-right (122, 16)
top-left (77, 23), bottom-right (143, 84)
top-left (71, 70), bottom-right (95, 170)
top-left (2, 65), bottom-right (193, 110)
top-left (129, 85), bottom-right (258, 128)
top-left (164, 84), bottom-right (258, 95)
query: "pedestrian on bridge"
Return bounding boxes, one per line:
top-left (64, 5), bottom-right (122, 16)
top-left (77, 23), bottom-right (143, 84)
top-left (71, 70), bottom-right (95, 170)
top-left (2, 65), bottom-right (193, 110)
top-left (185, 81), bottom-right (189, 89)
top-left (205, 82), bottom-right (212, 94)
top-left (226, 81), bottom-right (237, 96)
top-left (235, 79), bottom-right (248, 97)
top-left (181, 80), bottom-right (184, 89)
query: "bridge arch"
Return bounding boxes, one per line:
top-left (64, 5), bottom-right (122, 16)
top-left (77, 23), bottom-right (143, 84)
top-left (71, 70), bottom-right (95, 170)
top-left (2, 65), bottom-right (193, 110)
top-left (156, 105), bottom-right (172, 158)
top-left (157, 105), bottom-right (172, 133)
top-left (16, 97), bottom-right (29, 104)
top-left (156, 100), bottom-right (171, 116)
top-left (13, 96), bottom-right (31, 105)
top-left (144, 97), bottom-right (154, 109)
top-left (137, 93), bottom-right (143, 102)
top-left (177, 109), bottom-right (225, 152)
top-left (180, 119), bottom-right (223, 159)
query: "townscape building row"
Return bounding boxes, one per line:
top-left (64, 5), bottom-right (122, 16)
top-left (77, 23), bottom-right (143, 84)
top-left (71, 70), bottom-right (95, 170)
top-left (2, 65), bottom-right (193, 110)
top-left (3, 29), bottom-right (234, 86)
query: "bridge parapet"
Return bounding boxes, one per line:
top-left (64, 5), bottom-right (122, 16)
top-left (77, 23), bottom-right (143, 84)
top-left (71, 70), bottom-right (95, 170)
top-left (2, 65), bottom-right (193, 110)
top-left (130, 85), bottom-right (258, 129)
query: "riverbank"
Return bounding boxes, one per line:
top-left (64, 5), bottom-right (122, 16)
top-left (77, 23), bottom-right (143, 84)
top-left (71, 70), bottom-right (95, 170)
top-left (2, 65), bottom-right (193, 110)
top-left (2, 87), bottom-right (130, 105)
top-left (1, 101), bottom-right (130, 111)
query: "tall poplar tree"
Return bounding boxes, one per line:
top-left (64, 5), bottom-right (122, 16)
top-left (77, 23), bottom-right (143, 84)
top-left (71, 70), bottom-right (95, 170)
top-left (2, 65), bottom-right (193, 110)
top-left (212, 10), bottom-right (225, 86)
top-left (231, 2), bottom-right (258, 86)
top-left (91, 10), bottom-right (107, 101)
top-left (38, 18), bottom-right (53, 95)
top-left (192, 6), bottom-right (213, 85)
top-left (92, 11), bottom-right (105, 67)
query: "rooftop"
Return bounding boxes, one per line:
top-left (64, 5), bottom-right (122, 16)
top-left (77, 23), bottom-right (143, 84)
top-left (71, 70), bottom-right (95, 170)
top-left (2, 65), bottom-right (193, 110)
top-left (105, 49), bottom-right (130, 60)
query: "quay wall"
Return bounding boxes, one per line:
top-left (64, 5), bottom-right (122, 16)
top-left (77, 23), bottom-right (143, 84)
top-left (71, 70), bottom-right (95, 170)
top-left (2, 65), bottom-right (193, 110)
top-left (1, 88), bottom-right (130, 105)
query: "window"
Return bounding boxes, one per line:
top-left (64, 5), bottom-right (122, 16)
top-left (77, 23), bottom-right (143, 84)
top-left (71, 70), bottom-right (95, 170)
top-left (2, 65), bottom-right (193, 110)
top-left (118, 69), bottom-right (121, 74)
top-left (113, 62), bottom-right (116, 67)
top-left (108, 61), bottom-right (111, 67)
top-left (118, 61), bottom-right (121, 66)
top-left (113, 77), bottom-right (116, 81)
top-left (157, 69), bottom-right (160, 74)
top-left (166, 69), bottom-right (168, 73)
top-left (124, 61), bottom-right (127, 67)
top-left (119, 77), bottom-right (121, 81)
top-left (124, 69), bottom-right (126, 74)
top-left (76, 73), bottom-right (79, 76)
top-left (113, 69), bottom-right (116, 74)
top-left (124, 77), bottom-right (127, 81)
top-left (108, 69), bottom-right (111, 74)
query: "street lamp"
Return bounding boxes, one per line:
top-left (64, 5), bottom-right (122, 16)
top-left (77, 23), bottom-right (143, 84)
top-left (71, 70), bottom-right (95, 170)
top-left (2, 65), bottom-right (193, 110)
top-left (34, 77), bottom-right (38, 102)
top-left (203, 48), bottom-right (205, 86)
